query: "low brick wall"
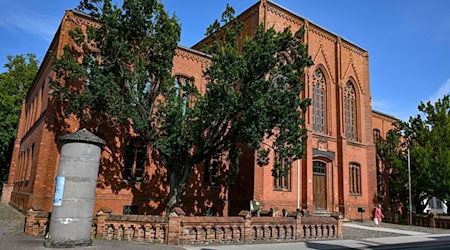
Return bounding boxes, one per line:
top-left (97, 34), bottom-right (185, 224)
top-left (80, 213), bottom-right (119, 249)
top-left (384, 211), bottom-right (400, 224)
top-left (25, 208), bottom-right (343, 245)
top-left (384, 211), bottom-right (450, 229)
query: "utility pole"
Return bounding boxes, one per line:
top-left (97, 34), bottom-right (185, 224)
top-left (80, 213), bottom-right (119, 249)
top-left (408, 148), bottom-right (413, 225)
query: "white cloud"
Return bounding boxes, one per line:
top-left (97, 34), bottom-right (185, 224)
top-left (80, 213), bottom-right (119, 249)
top-left (428, 78), bottom-right (450, 103)
top-left (372, 98), bottom-right (397, 112)
top-left (0, 4), bottom-right (59, 42)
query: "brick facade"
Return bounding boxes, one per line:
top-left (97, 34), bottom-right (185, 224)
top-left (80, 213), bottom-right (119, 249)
top-left (371, 110), bottom-right (398, 208)
top-left (2, 1), bottom-right (394, 220)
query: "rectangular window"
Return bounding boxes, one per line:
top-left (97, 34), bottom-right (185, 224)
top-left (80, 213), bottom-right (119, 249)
top-left (349, 163), bottom-right (361, 195)
top-left (204, 157), bottom-right (219, 186)
top-left (274, 153), bottom-right (291, 191)
top-left (123, 139), bottom-right (147, 182)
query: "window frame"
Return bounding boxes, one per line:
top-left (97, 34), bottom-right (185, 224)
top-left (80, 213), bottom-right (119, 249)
top-left (123, 138), bottom-right (147, 182)
top-left (344, 81), bottom-right (357, 141)
top-left (204, 157), bottom-right (220, 187)
top-left (312, 68), bottom-right (327, 134)
top-left (349, 163), bottom-right (362, 195)
top-left (273, 153), bottom-right (291, 191)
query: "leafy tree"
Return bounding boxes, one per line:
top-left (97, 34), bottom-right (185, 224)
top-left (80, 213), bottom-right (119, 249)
top-left (51, 0), bottom-right (312, 212)
top-left (387, 95), bottom-right (450, 213)
top-left (0, 54), bottom-right (39, 188)
top-left (407, 95), bottom-right (450, 212)
top-left (375, 127), bottom-right (405, 207)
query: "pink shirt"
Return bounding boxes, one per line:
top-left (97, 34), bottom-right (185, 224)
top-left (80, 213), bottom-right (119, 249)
top-left (375, 207), bottom-right (383, 222)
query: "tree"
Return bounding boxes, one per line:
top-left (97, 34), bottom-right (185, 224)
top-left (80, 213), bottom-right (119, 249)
top-left (51, 0), bottom-right (312, 212)
top-left (375, 127), bottom-right (405, 207)
top-left (388, 95), bottom-right (450, 213)
top-left (0, 54), bottom-right (39, 188)
top-left (407, 95), bottom-right (450, 212)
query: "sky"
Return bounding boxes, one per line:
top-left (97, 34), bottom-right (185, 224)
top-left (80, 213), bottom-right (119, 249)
top-left (0, 0), bottom-right (449, 121)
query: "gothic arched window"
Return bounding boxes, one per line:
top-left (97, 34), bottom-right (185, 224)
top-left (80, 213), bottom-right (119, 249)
top-left (344, 81), bottom-right (356, 141)
top-left (312, 68), bottom-right (326, 133)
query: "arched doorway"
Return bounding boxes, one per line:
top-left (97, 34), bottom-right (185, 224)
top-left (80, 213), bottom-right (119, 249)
top-left (313, 161), bottom-right (327, 210)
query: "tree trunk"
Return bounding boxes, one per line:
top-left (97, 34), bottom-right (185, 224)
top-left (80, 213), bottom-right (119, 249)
top-left (166, 164), bottom-right (191, 214)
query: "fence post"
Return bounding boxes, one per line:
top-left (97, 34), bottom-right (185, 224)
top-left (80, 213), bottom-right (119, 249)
top-left (95, 207), bottom-right (111, 239)
top-left (25, 209), bottom-right (37, 236)
top-left (239, 210), bottom-right (252, 243)
top-left (167, 207), bottom-right (185, 245)
top-left (295, 212), bottom-right (303, 240)
top-left (333, 214), bottom-right (343, 238)
top-left (428, 213), bottom-right (436, 228)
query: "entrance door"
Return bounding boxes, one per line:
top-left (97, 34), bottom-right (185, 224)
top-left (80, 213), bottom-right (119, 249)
top-left (313, 161), bottom-right (327, 210)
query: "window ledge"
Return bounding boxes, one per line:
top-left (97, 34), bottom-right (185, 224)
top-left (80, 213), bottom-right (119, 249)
top-left (350, 192), bottom-right (362, 196)
top-left (312, 132), bottom-right (337, 141)
top-left (346, 140), bottom-right (365, 147)
top-left (274, 187), bottom-right (292, 192)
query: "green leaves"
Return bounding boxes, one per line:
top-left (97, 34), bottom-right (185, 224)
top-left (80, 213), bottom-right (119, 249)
top-left (200, 11), bottom-right (313, 177)
top-left (52, 0), bottom-right (181, 139)
top-left (0, 54), bottom-right (39, 184)
top-left (51, 1), bottom-right (312, 211)
top-left (383, 95), bottom-right (450, 212)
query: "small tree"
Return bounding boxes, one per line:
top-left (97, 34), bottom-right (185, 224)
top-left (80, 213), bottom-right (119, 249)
top-left (51, 1), bottom-right (313, 212)
top-left (0, 54), bottom-right (39, 188)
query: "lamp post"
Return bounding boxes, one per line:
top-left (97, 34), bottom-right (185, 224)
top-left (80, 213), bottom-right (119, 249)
top-left (408, 148), bottom-right (413, 225)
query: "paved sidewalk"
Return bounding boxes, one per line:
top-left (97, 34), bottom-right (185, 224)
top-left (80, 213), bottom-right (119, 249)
top-left (186, 234), bottom-right (450, 250)
top-left (344, 222), bottom-right (429, 236)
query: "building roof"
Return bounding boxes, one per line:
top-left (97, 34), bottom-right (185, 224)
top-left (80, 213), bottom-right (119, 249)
top-left (372, 109), bottom-right (398, 121)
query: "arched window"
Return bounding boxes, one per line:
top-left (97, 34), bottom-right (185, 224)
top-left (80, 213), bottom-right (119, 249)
top-left (174, 75), bottom-right (190, 115)
top-left (273, 152), bottom-right (291, 191)
top-left (373, 129), bottom-right (381, 143)
top-left (312, 68), bottom-right (326, 134)
top-left (349, 163), bottom-right (361, 195)
top-left (344, 81), bottom-right (356, 141)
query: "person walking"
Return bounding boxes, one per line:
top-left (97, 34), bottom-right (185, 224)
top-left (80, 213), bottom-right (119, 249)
top-left (374, 204), bottom-right (384, 227)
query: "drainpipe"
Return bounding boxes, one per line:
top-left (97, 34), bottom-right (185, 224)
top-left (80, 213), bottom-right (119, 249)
top-left (297, 159), bottom-right (300, 210)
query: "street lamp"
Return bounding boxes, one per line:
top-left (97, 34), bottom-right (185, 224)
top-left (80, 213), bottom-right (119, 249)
top-left (408, 148), bottom-right (412, 225)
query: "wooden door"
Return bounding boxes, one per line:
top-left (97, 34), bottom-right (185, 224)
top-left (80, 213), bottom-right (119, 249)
top-left (313, 161), bottom-right (327, 210)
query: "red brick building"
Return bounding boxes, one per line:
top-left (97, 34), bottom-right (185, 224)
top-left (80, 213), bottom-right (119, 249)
top-left (1, 1), bottom-right (395, 220)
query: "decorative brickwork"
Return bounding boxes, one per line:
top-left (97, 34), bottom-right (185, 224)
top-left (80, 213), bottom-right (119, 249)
top-left (384, 210), bottom-right (450, 230)
top-left (25, 208), bottom-right (342, 245)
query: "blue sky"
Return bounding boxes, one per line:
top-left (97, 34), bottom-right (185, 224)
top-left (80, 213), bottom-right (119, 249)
top-left (1, 0), bottom-right (449, 121)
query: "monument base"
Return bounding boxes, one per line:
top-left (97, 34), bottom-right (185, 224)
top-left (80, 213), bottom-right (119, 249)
top-left (44, 239), bottom-right (92, 248)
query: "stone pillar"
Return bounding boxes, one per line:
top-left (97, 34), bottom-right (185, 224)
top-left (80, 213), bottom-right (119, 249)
top-left (239, 210), bottom-right (252, 243)
top-left (167, 207), bottom-right (185, 245)
top-left (44, 129), bottom-right (105, 248)
top-left (26, 209), bottom-right (37, 236)
top-left (428, 213), bottom-right (436, 228)
top-left (336, 215), bottom-right (343, 238)
top-left (295, 212), bottom-right (303, 240)
top-left (95, 208), bottom-right (111, 239)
